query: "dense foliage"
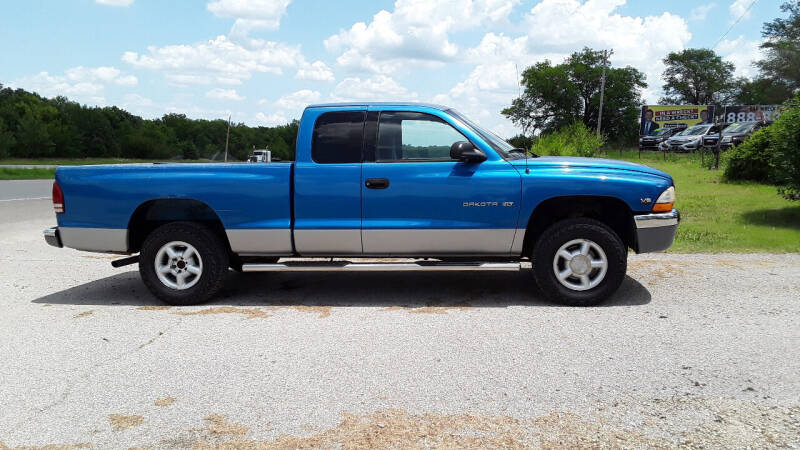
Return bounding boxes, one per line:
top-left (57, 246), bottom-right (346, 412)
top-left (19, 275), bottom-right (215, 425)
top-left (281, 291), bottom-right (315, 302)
top-left (0, 84), bottom-right (298, 161)
top-left (502, 48), bottom-right (646, 146)
top-left (530, 122), bottom-right (604, 157)
top-left (725, 95), bottom-right (800, 200)
top-left (659, 48), bottom-right (738, 106)
top-left (757, 1), bottom-right (800, 93)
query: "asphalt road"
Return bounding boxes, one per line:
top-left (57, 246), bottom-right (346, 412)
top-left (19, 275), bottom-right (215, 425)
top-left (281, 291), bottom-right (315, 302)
top-left (0, 189), bottom-right (798, 448)
top-left (0, 179), bottom-right (53, 202)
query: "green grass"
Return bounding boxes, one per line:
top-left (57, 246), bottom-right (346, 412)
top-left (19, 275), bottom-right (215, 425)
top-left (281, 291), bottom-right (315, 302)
top-left (605, 149), bottom-right (800, 253)
top-left (0, 167), bottom-right (56, 180)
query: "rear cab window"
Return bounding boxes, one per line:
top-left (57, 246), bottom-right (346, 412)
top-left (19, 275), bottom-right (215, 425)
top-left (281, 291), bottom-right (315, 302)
top-left (311, 111), bottom-right (365, 164)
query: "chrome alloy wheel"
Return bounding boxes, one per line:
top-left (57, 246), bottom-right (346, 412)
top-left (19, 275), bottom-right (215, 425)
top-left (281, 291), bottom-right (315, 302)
top-left (154, 241), bottom-right (203, 290)
top-left (552, 238), bottom-right (608, 291)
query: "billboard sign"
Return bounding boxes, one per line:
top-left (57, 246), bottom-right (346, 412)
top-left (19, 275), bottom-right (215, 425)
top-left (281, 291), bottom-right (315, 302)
top-left (723, 105), bottom-right (785, 123)
top-left (640, 105), bottom-right (714, 136)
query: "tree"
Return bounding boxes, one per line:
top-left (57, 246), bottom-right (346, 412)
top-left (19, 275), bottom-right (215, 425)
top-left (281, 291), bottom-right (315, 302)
top-left (502, 48), bottom-right (646, 144)
top-left (734, 78), bottom-right (795, 105)
top-left (660, 49), bottom-right (737, 106)
top-left (757, 1), bottom-right (800, 92)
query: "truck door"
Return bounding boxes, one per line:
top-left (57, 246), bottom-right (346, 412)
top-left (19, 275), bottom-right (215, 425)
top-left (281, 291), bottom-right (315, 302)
top-left (293, 108), bottom-right (365, 255)
top-left (361, 109), bottom-right (521, 256)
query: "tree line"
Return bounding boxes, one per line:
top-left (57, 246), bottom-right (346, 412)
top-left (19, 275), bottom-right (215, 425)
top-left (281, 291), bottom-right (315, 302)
top-left (0, 85), bottom-right (298, 161)
top-left (504, 1), bottom-right (800, 147)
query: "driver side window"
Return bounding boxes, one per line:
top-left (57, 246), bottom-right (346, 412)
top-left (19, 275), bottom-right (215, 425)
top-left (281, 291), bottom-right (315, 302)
top-left (376, 111), bottom-right (468, 162)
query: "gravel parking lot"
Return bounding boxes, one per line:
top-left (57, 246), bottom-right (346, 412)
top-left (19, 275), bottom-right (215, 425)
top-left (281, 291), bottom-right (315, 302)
top-left (1, 181), bottom-right (798, 448)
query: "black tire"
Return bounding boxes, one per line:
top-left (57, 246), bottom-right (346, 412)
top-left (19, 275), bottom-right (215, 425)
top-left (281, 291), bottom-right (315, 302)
top-left (139, 222), bottom-right (229, 306)
top-left (531, 218), bottom-right (627, 306)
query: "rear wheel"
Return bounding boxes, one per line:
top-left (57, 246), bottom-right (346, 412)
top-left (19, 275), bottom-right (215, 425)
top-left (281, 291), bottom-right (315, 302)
top-left (139, 222), bottom-right (229, 305)
top-left (531, 218), bottom-right (626, 306)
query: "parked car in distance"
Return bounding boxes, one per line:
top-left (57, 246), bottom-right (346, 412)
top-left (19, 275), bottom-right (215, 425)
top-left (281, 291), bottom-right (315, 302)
top-left (44, 102), bottom-right (679, 307)
top-left (661, 124), bottom-right (727, 152)
top-left (702, 121), bottom-right (771, 150)
top-left (639, 126), bottom-right (685, 150)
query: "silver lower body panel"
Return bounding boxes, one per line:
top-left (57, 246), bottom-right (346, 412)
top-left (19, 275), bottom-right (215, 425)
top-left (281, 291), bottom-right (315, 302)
top-left (226, 229), bottom-right (292, 255)
top-left (362, 228), bottom-right (517, 256)
top-left (59, 227), bottom-right (128, 253)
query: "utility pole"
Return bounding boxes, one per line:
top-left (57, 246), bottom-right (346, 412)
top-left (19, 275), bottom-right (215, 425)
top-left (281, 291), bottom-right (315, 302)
top-left (596, 49), bottom-right (613, 138)
top-left (224, 114), bottom-right (231, 162)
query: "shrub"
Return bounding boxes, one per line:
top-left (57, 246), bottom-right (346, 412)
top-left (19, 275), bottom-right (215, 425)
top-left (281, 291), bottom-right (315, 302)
top-left (723, 94), bottom-right (800, 201)
top-left (724, 127), bottom-right (776, 183)
top-left (531, 122), bottom-right (605, 157)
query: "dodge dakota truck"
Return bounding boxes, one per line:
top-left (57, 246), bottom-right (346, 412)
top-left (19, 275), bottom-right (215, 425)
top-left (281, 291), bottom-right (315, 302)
top-left (44, 102), bottom-right (679, 306)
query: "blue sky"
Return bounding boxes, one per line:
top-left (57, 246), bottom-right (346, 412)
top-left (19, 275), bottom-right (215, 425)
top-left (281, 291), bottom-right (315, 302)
top-left (0, 0), bottom-right (783, 136)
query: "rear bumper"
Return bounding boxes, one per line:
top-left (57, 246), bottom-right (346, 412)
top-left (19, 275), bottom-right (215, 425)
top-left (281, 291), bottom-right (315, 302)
top-left (44, 227), bottom-right (63, 248)
top-left (633, 209), bottom-right (680, 253)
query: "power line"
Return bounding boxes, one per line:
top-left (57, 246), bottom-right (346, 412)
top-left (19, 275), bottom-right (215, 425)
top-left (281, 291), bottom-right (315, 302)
top-left (713, 0), bottom-right (759, 48)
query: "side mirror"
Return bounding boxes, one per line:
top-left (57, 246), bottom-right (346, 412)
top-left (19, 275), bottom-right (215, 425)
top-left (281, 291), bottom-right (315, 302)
top-left (450, 141), bottom-right (487, 163)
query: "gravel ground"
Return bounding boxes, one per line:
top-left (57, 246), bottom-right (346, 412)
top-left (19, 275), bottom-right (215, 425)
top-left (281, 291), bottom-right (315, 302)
top-left (0, 197), bottom-right (798, 448)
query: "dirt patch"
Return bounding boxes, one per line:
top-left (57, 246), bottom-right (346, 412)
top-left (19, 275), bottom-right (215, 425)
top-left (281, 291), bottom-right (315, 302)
top-left (267, 305), bottom-right (332, 318)
top-left (0, 443), bottom-right (92, 450)
top-left (381, 300), bottom-right (472, 315)
top-left (109, 414), bottom-right (144, 430)
top-left (173, 307), bottom-right (270, 319)
top-left (154, 396), bottom-right (175, 407)
top-left (72, 310), bottom-right (93, 319)
top-left (203, 414), bottom-right (248, 435)
top-left (137, 305), bottom-right (172, 311)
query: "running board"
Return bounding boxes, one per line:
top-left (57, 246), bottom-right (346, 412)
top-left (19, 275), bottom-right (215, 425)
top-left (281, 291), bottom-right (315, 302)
top-left (241, 261), bottom-right (521, 272)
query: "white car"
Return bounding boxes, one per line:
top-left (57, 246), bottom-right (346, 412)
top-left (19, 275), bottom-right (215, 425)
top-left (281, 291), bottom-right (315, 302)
top-left (662, 124), bottom-right (718, 152)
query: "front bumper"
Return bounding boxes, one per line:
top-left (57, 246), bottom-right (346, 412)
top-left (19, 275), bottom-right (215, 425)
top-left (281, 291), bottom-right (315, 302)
top-left (633, 209), bottom-right (680, 253)
top-left (44, 227), bottom-right (63, 248)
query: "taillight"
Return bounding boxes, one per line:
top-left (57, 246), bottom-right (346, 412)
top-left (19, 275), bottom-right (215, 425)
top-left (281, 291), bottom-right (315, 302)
top-left (52, 181), bottom-right (64, 214)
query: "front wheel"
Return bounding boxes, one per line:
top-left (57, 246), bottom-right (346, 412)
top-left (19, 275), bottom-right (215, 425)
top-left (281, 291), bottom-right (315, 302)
top-left (139, 222), bottom-right (229, 305)
top-left (531, 218), bottom-right (627, 306)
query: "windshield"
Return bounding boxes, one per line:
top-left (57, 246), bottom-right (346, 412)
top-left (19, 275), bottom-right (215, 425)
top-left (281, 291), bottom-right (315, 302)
top-left (678, 125), bottom-right (711, 136)
top-left (446, 109), bottom-right (517, 159)
top-left (724, 122), bottom-right (757, 135)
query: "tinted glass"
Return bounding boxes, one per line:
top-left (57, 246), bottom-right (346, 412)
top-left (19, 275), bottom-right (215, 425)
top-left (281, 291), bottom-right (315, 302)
top-left (312, 111), bottom-right (365, 164)
top-left (376, 112), bottom-right (467, 161)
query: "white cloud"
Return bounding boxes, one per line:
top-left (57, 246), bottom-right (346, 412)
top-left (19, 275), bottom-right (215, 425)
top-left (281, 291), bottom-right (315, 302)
top-left (207, 0), bottom-right (292, 37)
top-left (205, 87), bottom-right (245, 101)
top-left (690, 3), bottom-right (716, 21)
top-left (427, 0), bottom-right (693, 137)
top-left (122, 93), bottom-right (153, 107)
top-left (9, 65), bottom-right (137, 105)
top-left (729, 0), bottom-right (753, 21)
top-left (716, 35), bottom-right (763, 77)
top-left (122, 35), bottom-right (305, 85)
top-left (95, 0), bottom-right (134, 6)
top-left (295, 61), bottom-right (334, 81)
top-left (331, 75), bottom-right (417, 101)
top-left (274, 89), bottom-right (321, 110)
top-left (324, 0), bottom-right (520, 73)
top-left (256, 111), bottom-right (290, 126)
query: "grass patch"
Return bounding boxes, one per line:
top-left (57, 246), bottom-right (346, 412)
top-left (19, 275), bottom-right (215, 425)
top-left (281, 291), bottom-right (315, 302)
top-left (0, 168), bottom-right (56, 180)
top-left (605, 149), bottom-right (800, 253)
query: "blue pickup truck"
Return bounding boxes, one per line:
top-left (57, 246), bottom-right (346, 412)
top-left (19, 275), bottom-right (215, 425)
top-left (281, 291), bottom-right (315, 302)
top-left (44, 102), bottom-right (679, 306)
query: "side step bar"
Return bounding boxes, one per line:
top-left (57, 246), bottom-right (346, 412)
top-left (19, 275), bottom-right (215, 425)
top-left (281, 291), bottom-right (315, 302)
top-left (241, 261), bottom-right (521, 272)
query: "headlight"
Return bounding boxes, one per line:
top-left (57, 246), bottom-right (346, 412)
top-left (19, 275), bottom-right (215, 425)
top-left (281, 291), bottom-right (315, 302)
top-left (653, 186), bottom-right (675, 212)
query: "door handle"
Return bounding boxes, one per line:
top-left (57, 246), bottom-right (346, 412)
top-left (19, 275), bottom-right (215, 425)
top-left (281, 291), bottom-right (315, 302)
top-left (365, 178), bottom-right (390, 189)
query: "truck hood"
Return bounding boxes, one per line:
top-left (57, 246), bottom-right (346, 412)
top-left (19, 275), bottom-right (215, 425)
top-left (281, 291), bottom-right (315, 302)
top-left (510, 156), bottom-right (672, 180)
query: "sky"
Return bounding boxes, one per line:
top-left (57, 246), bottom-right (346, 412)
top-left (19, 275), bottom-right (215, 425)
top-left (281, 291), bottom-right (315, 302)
top-left (0, 0), bottom-right (785, 137)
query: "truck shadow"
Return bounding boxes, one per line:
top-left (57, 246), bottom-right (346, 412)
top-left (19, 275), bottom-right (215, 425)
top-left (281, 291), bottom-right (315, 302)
top-left (32, 270), bottom-right (651, 308)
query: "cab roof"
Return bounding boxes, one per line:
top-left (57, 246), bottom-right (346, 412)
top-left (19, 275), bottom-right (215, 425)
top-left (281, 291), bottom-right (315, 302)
top-left (306, 102), bottom-right (449, 111)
